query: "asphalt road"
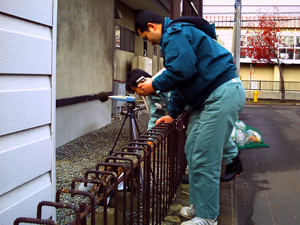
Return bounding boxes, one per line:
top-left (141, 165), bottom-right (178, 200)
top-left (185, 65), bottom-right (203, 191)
top-left (236, 104), bottom-right (300, 225)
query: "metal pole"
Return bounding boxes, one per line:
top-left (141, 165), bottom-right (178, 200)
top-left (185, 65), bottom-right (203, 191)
top-left (249, 63), bottom-right (252, 101)
top-left (234, 0), bottom-right (241, 76)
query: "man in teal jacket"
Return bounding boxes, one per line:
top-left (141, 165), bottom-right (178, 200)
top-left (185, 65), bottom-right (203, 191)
top-left (136, 10), bottom-right (246, 225)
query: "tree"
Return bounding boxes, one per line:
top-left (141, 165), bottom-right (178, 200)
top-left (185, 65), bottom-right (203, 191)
top-left (241, 7), bottom-right (288, 102)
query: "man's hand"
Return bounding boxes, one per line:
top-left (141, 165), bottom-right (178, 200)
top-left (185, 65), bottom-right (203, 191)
top-left (137, 78), bottom-right (155, 95)
top-left (156, 116), bottom-right (175, 125)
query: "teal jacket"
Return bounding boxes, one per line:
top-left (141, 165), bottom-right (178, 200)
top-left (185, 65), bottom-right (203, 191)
top-left (148, 69), bottom-right (171, 130)
top-left (152, 17), bottom-right (238, 119)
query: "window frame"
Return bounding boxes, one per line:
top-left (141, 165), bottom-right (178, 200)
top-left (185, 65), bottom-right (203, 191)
top-left (240, 32), bottom-right (300, 62)
top-left (115, 25), bottom-right (135, 52)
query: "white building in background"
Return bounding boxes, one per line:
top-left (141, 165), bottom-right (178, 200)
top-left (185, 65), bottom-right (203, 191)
top-left (204, 5), bottom-right (300, 63)
top-left (204, 5), bottom-right (300, 100)
top-left (0, 1), bottom-right (57, 223)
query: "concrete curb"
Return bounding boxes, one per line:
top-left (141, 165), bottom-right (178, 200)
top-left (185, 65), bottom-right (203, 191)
top-left (245, 102), bottom-right (300, 106)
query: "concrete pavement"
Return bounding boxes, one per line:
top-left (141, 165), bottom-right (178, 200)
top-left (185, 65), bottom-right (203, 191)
top-left (165, 103), bottom-right (300, 225)
top-left (235, 104), bottom-right (300, 225)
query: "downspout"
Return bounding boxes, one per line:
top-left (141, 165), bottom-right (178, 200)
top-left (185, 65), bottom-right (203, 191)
top-left (112, 0), bottom-right (116, 90)
top-left (51, 0), bottom-right (58, 221)
top-left (234, 0), bottom-right (242, 76)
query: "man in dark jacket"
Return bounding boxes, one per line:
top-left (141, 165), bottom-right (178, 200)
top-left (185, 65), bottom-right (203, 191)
top-left (135, 10), bottom-right (246, 225)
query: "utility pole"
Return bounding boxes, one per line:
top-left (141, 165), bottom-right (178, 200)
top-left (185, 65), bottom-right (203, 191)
top-left (249, 63), bottom-right (252, 101)
top-left (234, 0), bottom-right (242, 76)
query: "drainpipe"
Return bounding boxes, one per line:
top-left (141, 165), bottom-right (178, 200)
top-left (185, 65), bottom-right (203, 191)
top-left (51, 0), bottom-right (58, 221)
top-left (249, 63), bottom-right (252, 101)
top-left (234, 0), bottom-right (242, 76)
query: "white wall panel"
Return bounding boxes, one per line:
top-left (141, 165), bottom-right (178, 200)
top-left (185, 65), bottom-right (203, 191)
top-left (0, 0), bottom-right (53, 26)
top-left (0, 89), bottom-right (51, 136)
top-left (0, 125), bottom-right (50, 154)
top-left (0, 0), bottom-right (55, 222)
top-left (0, 75), bottom-right (51, 136)
top-left (0, 125), bottom-right (51, 195)
top-left (0, 29), bottom-right (52, 74)
top-left (0, 13), bottom-right (51, 39)
top-left (0, 137), bottom-right (52, 195)
top-left (0, 173), bottom-right (51, 225)
top-left (0, 75), bottom-right (51, 90)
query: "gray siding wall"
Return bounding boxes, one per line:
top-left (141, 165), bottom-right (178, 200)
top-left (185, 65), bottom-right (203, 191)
top-left (0, 0), bottom-right (55, 223)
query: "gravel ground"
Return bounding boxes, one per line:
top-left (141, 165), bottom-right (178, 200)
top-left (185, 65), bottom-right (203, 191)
top-left (55, 110), bottom-right (150, 223)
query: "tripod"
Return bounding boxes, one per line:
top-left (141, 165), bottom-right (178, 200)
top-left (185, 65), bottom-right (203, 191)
top-left (109, 101), bottom-right (141, 156)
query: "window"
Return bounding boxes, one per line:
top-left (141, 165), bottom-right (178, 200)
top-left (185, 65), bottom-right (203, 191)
top-left (115, 25), bottom-right (135, 52)
top-left (240, 34), bottom-right (254, 59)
top-left (296, 36), bottom-right (300, 59)
top-left (240, 35), bottom-right (248, 58)
top-left (115, 25), bottom-right (120, 49)
top-left (282, 36), bottom-right (294, 47)
top-left (279, 35), bottom-right (299, 60)
top-left (296, 36), bottom-right (300, 47)
top-left (240, 33), bottom-right (300, 61)
top-left (295, 49), bottom-right (300, 59)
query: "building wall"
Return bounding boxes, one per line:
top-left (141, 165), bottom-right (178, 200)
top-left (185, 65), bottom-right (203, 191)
top-left (56, 0), bottom-right (114, 147)
top-left (115, 50), bottom-right (134, 81)
top-left (0, 0), bottom-right (55, 223)
top-left (115, 0), bottom-right (163, 80)
top-left (240, 63), bottom-right (300, 82)
top-left (281, 64), bottom-right (300, 81)
top-left (240, 64), bottom-right (274, 81)
top-left (135, 28), bottom-right (144, 58)
top-left (56, 100), bottom-right (111, 145)
top-left (114, 1), bottom-right (136, 81)
top-left (115, 0), bottom-right (135, 31)
top-left (216, 27), bottom-right (234, 53)
top-left (56, 0), bottom-right (113, 98)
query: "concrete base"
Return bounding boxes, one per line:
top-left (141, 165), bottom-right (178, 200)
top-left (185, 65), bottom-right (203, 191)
top-left (56, 99), bottom-right (111, 147)
top-left (245, 90), bottom-right (300, 101)
top-left (86, 206), bottom-right (119, 225)
top-left (86, 192), bottom-right (138, 225)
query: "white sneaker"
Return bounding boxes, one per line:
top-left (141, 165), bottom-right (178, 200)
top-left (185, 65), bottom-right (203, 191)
top-left (180, 205), bottom-right (196, 219)
top-left (181, 216), bottom-right (218, 225)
